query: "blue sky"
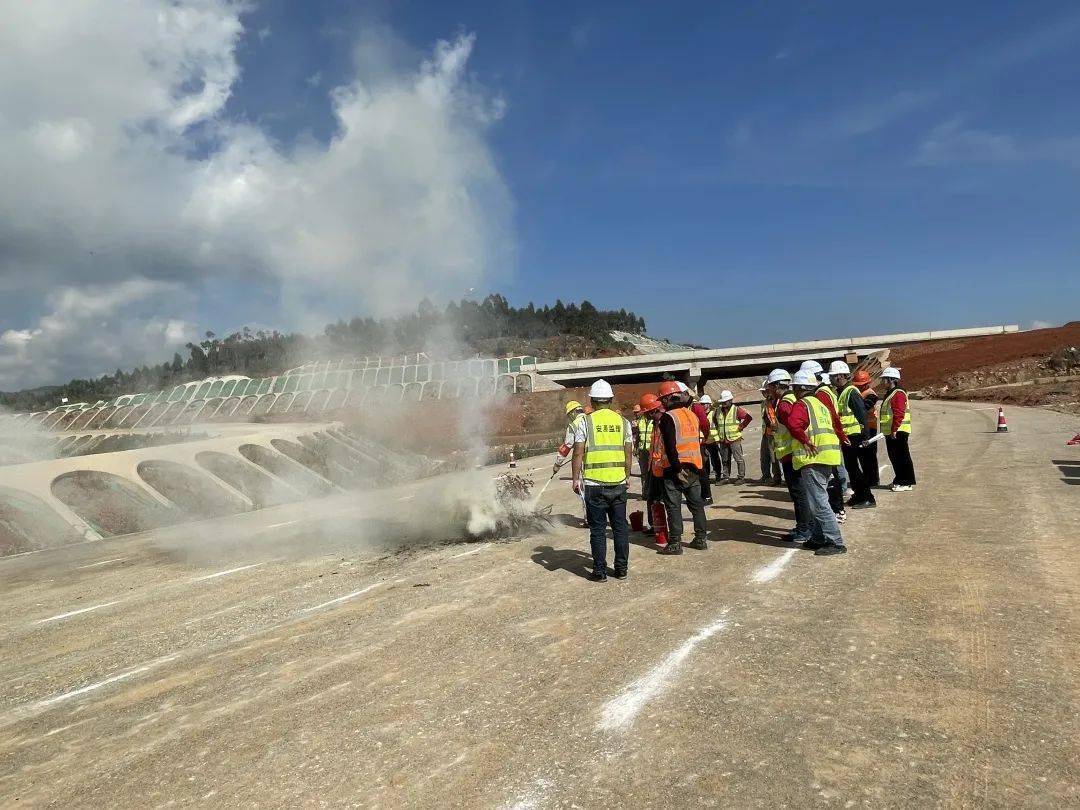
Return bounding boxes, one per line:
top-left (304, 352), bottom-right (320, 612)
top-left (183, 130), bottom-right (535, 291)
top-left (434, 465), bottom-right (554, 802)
top-left (224, 0), bottom-right (1080, 347)
top-left (1, 1), bottom-right (1078, 387)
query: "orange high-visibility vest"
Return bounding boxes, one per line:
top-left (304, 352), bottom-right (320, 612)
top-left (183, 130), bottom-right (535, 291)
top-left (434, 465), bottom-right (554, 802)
top-left (651, 407), bottom-right (703, 476)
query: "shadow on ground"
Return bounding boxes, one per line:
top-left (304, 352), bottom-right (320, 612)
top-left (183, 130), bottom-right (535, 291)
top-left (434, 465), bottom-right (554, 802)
top-left (531, 545), bottom-right (594, 580)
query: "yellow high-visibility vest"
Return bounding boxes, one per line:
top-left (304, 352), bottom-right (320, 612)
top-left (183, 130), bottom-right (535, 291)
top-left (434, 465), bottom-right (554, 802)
top-left (635, 416), bottom-right (653, 452)
top-left (583, 409), bottom-right (628, 484)
top-left (817, 383), bottom-right (838, 410)
top-left (712, 405), bottom-right (743, 442)
top-left (771, 392), bottom-right (797, 459)
top-left (705, 410), bottom-right (720, 443)
top-left (880, 388), bottom-right (912, 435)
top-left (792, 395), bottom-right (843, 470)
top-left (837, 384), bottom-right (862, 438)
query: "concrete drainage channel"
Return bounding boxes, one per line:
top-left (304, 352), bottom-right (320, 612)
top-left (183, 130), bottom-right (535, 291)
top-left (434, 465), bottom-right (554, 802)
top-left (0, 424), bottom-right (439, 555)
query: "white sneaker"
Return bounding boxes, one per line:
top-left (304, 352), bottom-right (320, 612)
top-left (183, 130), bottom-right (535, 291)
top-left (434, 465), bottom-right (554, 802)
top-left (835, 510), bottom-right (847, 523)
top-left (890, 484), bottom-right (913, 492)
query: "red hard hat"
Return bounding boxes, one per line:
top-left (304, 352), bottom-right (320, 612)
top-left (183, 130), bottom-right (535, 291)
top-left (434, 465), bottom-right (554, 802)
top-left (657, 381), bottom-right (682, 398)
top-left (639, 393), bottom-right (662, 413)
top-left (852, 370), bottom-right (871, 387)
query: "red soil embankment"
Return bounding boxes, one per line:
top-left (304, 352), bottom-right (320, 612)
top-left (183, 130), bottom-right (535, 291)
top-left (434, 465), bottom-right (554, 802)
top-left (890, 322), bottom-right (1080, 390)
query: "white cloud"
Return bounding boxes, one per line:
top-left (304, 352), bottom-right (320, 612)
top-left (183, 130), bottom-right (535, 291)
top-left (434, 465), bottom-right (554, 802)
top-left (911, 118), bottom-right (1080, 168)
top-left (1029, 320), bottom-right (1055, 330)
top-left (0, 1), bottom-right (512, 389)
top-left (0, 279), bottom-right (197, 389)
top-left (912, 118), bottom-right (1020, 166)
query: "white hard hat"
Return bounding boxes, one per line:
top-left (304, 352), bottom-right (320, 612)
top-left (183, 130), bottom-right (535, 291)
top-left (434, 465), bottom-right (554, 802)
top-left (676, 381), bottom-right (690, 393)
top-left (766, 368), bottom-right (792, 384)
top-left (820, 373), bottom-right (830, 385)
top-left (589, 379), bottom-right (614, 399)
top-left (759, 382), bottom-right (768, 392)
top-left (718, 390), bottom-right (734, 403)
top-left (698, 394), bottom-right (712, 405)
top-left (881, 366), bottom-right (902, 380)
top-left (792, 369), bottom-right (818, 387)
top-left (828, 360), bottom-right (850, 375)
top-left (799, 360), bottom-right (823, 375)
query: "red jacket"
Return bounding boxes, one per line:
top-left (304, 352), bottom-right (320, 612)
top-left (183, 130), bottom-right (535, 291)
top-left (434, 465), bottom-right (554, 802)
top-left (886, 389), bottom-right (907, 435)
top-left (691, 402), bottom-right (710, 436)
top-left (776, 397), bottom-right (797, 462)
top-left (786, 391), bottom-right (851, 449)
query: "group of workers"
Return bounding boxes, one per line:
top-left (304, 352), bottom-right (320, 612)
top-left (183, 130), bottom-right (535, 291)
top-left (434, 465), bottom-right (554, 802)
top-left (555, 362), bottom-right (916, 581)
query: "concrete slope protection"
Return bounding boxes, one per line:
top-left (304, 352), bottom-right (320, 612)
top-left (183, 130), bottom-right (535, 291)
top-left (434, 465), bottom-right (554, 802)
top-left (0, 400), bottom-right (1076, 806)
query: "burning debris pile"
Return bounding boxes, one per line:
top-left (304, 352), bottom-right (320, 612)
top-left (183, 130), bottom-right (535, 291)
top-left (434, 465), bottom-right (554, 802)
top-left (455, 473), bottom-right (552, 540)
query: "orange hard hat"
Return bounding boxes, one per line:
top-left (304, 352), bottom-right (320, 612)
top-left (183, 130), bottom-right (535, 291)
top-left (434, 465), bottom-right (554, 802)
top-left (657, 381), bottom-right (682, 398)
top-left (852, 370), bottom-right (871, 387)
top-left (639, 393), bottom-right (662, 413)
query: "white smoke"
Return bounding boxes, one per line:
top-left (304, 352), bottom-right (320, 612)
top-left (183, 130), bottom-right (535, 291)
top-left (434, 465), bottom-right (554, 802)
top-left (0, 1), bottom-right (513, 389)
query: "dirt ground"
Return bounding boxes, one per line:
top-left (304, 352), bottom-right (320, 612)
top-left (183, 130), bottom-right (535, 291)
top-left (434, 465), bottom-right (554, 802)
top-left (0, 400), bottom-right (1077, 807)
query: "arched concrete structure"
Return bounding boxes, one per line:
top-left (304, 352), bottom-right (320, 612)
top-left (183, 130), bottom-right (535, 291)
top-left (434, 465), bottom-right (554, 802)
top-left (52, 470), bottom-right (180, 537)
top-left (195, 451), bottom-right (301, 509)
top-left (0, 486), bottom-right (83, 556)
top-left (137, 460), bottom-right (248, 519)
top-left (239, 443), bottom-right (335, 498)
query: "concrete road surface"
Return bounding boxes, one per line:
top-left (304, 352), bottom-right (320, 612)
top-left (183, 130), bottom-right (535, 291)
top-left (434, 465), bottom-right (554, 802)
top-left (1, 400), bottom-right (1077, 807)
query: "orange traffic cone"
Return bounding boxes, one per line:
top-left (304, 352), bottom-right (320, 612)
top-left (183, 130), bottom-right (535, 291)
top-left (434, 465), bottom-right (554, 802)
top-left (996, 407), bottom-right (1008, 433)
top-left (1067, 432), bottom-right (1080, 446)
top-left (509, 451), bottom-right (517, 468)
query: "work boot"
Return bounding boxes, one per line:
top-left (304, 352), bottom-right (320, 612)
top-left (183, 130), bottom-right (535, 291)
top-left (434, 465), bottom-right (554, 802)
top-left (770, 477), bottom-right (783, 487)
top-left (659, 541), bottom-right (683, 555)
top-left (732, 477), bottom-right (745, 485)
top-left (688, 538), bottom-right (708, 550)
top-left (814, 544), bottom-right (847, 556)
top-left (612, 568), bottom-right (628, 580)
top-left (588, 570), bottom-right (608, 582)
top-left (802, 539), bottom-right (825, 551)
top-left (850, 499), bottom-right (876, 509)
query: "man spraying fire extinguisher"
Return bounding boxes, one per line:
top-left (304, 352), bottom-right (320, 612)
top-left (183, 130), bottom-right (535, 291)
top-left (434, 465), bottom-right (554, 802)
top-left (553, 400), bottom-right (586, 475)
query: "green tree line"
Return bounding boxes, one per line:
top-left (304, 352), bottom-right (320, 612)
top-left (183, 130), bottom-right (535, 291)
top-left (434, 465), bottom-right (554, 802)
top-left (1, 296), bottom-right (646, 411)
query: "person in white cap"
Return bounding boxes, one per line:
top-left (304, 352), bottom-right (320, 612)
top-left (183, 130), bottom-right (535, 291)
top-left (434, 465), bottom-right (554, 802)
top-left (757, 379), bottom-right (782, 485)
top-left (768, 368), bottom-right (812, 542)
top-left (698, 394), bottom-right (724, 488)
top-left (805, 360), bottom-right (848, 520)
top-left (571, 379), bottom-right (634, 581)
top-left (789, 370), bottom-right (847, 555)
top-left (711, 389), bottom-right (753, 484)
top-left (829, 361), bottom-right (874, 507)
top-left (879, 367), bottom-right (916, 491)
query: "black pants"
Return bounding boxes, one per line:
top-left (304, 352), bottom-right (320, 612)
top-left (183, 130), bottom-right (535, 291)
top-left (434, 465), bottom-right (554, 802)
top-left (661, 474), bottom-right (708, 542)
top-left (885, 433), bottom-right (916, 486)
top-left (862, 440), bottom-right (880, 486)
top-left (698, 448), bottom-right (712, 501)
top-left (584, 484), bottom-right (630, 574)
top-left (705, 443), bottom-right (723, 481)
top-left (637, 450), bottom-right (651, 499)
top-left (827, 469), bottom-right (844, 513)
top-left (781, 457), bottom-right (811, 536)
top-left (842, 443), bottom-right (872, 502)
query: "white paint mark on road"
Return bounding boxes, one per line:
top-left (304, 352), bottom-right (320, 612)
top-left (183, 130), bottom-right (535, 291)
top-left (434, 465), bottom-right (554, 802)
top-left (75, 557), bottom-right (127, 570)
top-left (597, 612), bottom-right (729, 732)
top-left (26, 656), bottom-right (176, 714)
top-left (266, 520), bottom-right (298, 529)
top-left (33, 601), bottom-right (123, 625)
top-left (397, 494), bottom-right (415, 502)
top-left (750, 548), bottom-right (797, 583)
top-left (191, 563), bottom-right (263, 582)
top-left (301, 579), bottom-right (401, 613)
top-left (448, 543), bottom-right (491, 560)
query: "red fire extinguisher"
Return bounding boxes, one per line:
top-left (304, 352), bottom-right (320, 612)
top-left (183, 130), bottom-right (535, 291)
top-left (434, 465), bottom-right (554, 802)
top-left (651, 501), bottom-right (669, 548)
